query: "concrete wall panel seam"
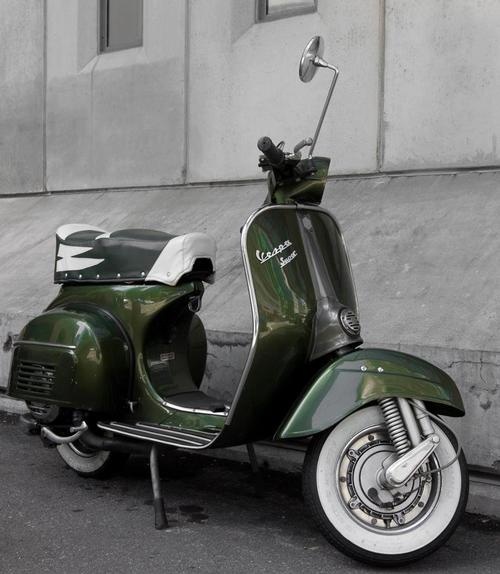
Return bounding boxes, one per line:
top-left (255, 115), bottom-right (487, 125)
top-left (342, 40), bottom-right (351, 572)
top-left (42, 0), bottom-right (48, 192)
top-left (184, 0), bottom-right (191, 184)
top-left (376, 0), bottom-right (386, 172)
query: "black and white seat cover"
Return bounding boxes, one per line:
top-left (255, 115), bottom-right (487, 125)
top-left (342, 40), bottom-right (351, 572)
top-left (54, 224), bottom-right (216, 286)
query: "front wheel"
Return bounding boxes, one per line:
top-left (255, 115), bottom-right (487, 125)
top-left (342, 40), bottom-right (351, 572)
top-left (303, 406), bottom-right (468, 566)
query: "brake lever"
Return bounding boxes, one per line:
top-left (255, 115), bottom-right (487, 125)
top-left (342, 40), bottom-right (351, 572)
top-left (293, 137), bottom-right (313, 156)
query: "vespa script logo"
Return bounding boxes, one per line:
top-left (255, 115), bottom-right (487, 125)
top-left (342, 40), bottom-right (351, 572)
top-left (255, 239), bottom-right (297, 269)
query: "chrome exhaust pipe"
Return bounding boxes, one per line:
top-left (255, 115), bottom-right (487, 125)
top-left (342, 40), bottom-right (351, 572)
top-left (40, 421), bottom-right (88, 444)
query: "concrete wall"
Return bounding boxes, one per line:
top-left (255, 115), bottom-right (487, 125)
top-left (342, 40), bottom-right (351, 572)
top-left (0, 0), bottom-right (44, 194)
top-left (3, 1), bottom-right (500, 193)
top-left (187, 0), bottom-right (381, 180)
top-left (383, 0), bottom-right (500, 171)
top-left (45, 0), bottom-right (186, 190)
top-left (188, 0), bottom-right (500, 180)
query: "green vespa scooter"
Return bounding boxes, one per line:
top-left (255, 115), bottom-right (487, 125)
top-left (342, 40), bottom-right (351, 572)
top-left (7, 37), bottom-right (467, 566)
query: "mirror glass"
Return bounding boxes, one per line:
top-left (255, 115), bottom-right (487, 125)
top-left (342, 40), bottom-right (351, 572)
top-left (299, 36), bottom-right (324, 83)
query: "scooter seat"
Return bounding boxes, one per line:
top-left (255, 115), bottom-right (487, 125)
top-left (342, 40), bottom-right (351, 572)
top-left (54, 224), bottom-right (216, 286)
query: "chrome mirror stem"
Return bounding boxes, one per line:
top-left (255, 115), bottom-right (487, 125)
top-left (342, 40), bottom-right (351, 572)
top-left (309, 65), bottom-right (339, 158)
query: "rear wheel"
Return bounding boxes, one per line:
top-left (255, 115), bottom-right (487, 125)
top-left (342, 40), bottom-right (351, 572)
top-left (303, 406), bottom-right (468, 566)
top-left (57, 440), bottom-right (129, 478)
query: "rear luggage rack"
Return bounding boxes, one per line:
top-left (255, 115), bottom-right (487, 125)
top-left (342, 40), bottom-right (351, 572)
top-left (97, 421), bottom-right (220, 449)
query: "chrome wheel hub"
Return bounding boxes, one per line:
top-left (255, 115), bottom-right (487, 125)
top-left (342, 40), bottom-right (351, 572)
top-left (337, 426), bottom-right (438, 531)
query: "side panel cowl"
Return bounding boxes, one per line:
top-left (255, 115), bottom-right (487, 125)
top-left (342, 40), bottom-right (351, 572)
top-left (8, 307), bottom-right (131, 414)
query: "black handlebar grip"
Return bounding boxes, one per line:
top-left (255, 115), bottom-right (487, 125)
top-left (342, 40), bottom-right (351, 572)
top-left (257, 136), bottom-right (285, 167)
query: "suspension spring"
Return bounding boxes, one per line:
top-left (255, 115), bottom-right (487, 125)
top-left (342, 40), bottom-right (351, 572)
top-left (378, 398), bottom-right (411, 457)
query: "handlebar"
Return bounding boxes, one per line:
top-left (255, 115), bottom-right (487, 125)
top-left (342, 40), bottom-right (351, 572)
top-left (257, 136), bottom-right (285, 168)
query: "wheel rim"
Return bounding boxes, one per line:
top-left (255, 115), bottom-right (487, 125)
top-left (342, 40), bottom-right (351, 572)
top-left (336, 424), bottom-right (441, 533)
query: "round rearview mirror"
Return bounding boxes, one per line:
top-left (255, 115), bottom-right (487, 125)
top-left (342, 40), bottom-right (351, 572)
top-left (299, 36), bottom-right (324, 83)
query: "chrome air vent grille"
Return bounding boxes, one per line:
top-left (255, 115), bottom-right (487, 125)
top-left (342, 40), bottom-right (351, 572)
top-left (339, 308), bottom-right (360, 336)
top-left (15, 361), bottom-right (56, 396)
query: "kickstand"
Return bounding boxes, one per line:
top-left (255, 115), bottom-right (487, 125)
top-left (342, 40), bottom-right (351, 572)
top-left (150, 445), bottom-right (168, 529)
top-left (246, 443), bottom-right (264, 498)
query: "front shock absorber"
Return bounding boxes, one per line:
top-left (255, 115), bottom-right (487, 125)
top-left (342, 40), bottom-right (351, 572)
top-left (378, 398), bottom-right (411, 457)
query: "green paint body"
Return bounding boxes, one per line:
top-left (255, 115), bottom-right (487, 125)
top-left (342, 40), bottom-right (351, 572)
top-left (268, 157), bottom-right (331, 204)
top-left (9, 283), bottom-right (225, 432)
top-left (9, 306), bottom-right (129, 413)
top-left (212, 203), bottom-right (363, 447)
top-left (278, 347), bottom-right (465, 439)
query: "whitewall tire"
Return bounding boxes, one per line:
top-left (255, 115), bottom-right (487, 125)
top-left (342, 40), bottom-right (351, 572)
top-left (303, 406), bottom-right (468, 566)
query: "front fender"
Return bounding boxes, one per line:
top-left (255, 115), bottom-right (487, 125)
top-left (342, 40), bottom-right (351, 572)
top-left (278, 348), bottom-right (464, 439)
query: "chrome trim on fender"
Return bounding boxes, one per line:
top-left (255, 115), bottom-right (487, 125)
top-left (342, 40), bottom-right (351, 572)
top-left (13, 340), bottom-right (77, 350)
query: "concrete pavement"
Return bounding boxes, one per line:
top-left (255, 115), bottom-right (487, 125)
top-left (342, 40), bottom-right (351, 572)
top-left (1, 413), bottom-right (499, 574)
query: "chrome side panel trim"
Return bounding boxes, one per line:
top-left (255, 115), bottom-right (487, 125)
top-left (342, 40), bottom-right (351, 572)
top-left (13, 340), bottom-right (77, 350)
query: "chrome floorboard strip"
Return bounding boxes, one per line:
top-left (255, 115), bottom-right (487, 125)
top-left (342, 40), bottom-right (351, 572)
top-left (97, 421), bottom-right (219, 450)
top-left (135, 423), bottom-right (217, 442)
